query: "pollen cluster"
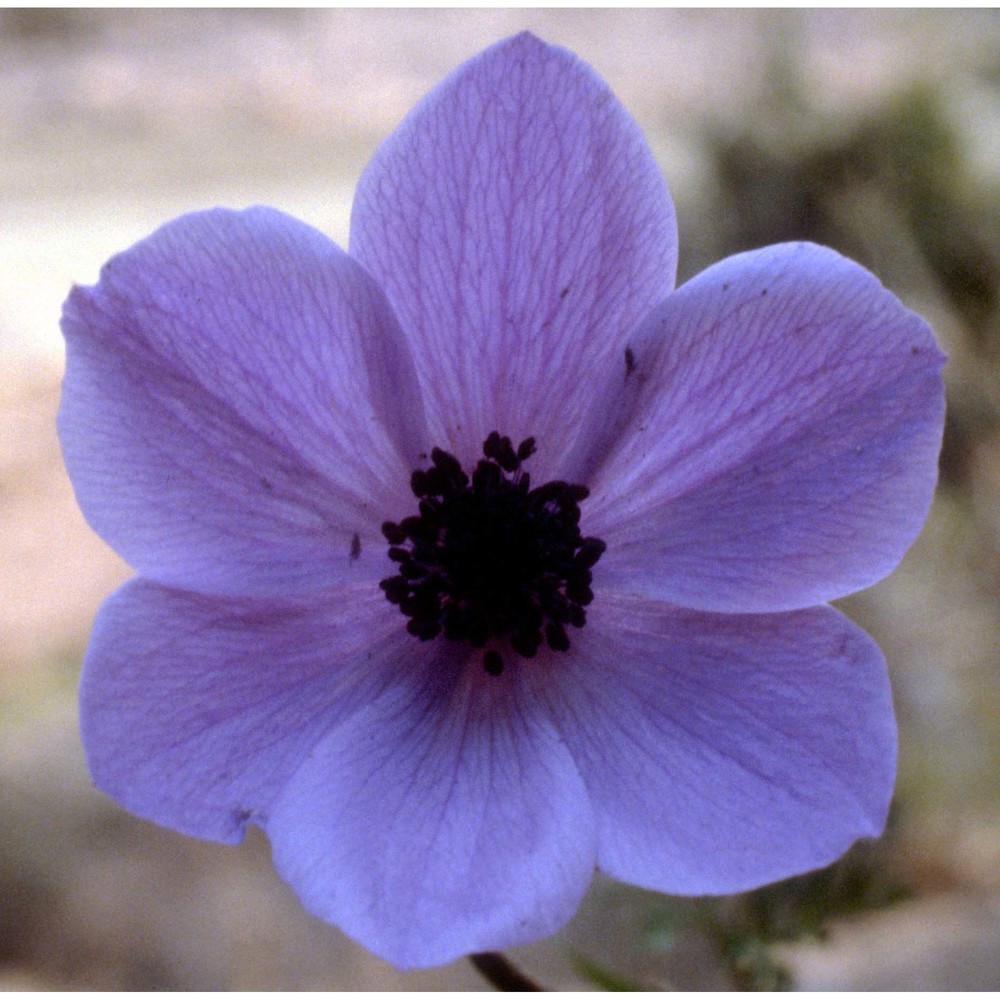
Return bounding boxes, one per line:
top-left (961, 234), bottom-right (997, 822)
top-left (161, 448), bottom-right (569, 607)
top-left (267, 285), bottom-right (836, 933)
top-left (380, 432), bottom-right (606, 675)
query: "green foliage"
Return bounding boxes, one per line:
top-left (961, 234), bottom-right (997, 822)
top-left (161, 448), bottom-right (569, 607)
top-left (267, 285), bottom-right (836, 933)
top-left (641, 833), bottom-right (911, 990)
top-left (572, 953), bottom-right (658, 992)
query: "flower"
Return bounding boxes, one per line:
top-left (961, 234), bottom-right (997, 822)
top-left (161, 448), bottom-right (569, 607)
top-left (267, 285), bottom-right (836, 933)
top-left (59, 33), bottom-right (945, 969)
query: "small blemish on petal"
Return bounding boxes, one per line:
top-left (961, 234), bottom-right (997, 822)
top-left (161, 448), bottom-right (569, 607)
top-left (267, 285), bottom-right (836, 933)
top-left (350, 532), bottom-right (362, 561)
top-left (624, 345), bottom-right (636, 379)
top-left (559, 285), bottom-right (570, 299)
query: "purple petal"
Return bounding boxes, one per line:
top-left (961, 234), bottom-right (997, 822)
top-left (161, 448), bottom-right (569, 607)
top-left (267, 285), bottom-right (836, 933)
top-left (268, 662), bottom-right (595, 969)
top-left (582, 242), bottom-right (945, 612)
top-left (79, 577), bottom-right (413, 842)
top-left (350, 32), bottom-right (677, 477)
top-left (542, 592), bottom-right (895, 894)
top-left (60, 207), bottom-right (426, 598)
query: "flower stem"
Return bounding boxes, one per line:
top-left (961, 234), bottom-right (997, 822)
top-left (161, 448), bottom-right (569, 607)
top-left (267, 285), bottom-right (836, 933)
top-left (469, 952), bottom-right (544, 991)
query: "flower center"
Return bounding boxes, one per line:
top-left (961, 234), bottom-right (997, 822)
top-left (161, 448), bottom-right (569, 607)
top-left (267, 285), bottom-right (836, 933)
top-left (380, 432), bottom-right (606, 676)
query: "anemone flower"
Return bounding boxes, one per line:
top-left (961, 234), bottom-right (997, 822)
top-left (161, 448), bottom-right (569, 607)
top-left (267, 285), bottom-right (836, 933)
top-left (59, 33), bottom-right (945, 970)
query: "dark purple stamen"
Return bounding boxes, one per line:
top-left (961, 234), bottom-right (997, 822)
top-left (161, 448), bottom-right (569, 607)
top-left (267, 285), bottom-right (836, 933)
top-left (380, 432), bottom-right (606, 676)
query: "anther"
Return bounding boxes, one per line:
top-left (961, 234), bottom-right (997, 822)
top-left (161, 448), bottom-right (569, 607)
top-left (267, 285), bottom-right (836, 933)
top-left (379, 432), bottom-right (606, 676)
top-left (483, 650), bottom-right (504, 676)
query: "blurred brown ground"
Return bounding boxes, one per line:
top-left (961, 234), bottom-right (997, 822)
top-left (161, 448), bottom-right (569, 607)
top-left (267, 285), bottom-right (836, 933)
top-left (2, 9), bottom-right (1000, 989)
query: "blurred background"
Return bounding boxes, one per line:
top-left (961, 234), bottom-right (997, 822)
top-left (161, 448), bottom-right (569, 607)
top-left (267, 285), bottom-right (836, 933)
top-left (1, 8), bottom-right (999, 990)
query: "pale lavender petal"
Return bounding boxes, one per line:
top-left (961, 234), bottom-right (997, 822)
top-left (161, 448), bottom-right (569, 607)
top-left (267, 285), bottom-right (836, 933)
top-left (540, 591), bottom-right (895, 894)
top-left (350, 32), bottom-right (677, 477)
top-left (60, 207), bottom-right (426, 598)
top-left (79, 577), bottom-right (414, 842)
top-left (582, 242), bottom-right (945, 612)
top-left (268, 661), bottom-right (595, 969)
